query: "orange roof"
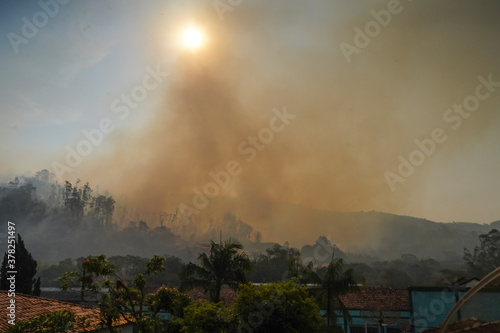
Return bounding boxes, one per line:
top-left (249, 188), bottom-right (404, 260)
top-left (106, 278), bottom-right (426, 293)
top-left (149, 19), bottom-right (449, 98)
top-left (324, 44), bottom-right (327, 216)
top-left (339, 287), bottom-right (410, 311)
top-left (0, 290), bottom-right (132, 332)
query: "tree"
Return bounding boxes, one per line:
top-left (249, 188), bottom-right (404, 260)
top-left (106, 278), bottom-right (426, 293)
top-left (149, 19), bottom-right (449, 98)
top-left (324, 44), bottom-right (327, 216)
top-left (91, 195), bottom-right (116, 227)
top-left (1, 234), bottom-right (38, 295)
top-left (464, 229), bottom-right (500, 277)
top-left (58, 255), bottom-right (117, 302)
top-left (180, 239), bottom-right (251, 303)
top-left (98, 255), bottom-right (191, 333)
top-left (303, 255), bottom-right (360, 331)
top-left (180, 300), bottom-right (237, 333)
top-left (0, 181), bottom-right (46, 226)
top-left (62, 180), bottom-right (93, 219)
top-left (377, 267), bottom-right (413, 288)
top-left (248, 243), bottom-right (302, 282)
top-left (234, 281), bottom-right (325, 333)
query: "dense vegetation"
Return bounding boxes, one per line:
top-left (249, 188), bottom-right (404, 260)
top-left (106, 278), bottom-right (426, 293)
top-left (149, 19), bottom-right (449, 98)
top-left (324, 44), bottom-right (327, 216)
top-left (1, 171), bottom-right (499, 292)
top-left (3, 229), bottom-right (500, 332)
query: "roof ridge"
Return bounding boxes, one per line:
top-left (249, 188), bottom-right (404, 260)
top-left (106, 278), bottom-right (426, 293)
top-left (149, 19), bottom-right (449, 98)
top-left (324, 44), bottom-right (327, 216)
top-left (0, 290), bottom-right (96, 310)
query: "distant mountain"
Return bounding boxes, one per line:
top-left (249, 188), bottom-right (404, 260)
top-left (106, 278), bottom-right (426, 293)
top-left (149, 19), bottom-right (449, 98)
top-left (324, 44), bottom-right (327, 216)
top-left (167, 196), bottom-right (496, 260)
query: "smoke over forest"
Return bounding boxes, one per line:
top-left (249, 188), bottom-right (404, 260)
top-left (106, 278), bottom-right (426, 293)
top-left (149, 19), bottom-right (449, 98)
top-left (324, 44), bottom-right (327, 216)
top-left (0, 171), bottom-right (497, 269)
top-left (0, 1), bottom-right (499, 266)
top-left (71, 1), bottom-right (500, 239)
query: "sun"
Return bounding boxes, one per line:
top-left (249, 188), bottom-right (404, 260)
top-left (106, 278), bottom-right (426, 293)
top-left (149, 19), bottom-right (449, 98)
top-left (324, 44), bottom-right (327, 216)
top-left (180, 26), bottom-right (205, 50)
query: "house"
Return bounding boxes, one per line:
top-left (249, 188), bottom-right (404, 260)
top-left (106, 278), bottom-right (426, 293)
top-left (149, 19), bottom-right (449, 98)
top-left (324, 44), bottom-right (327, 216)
top-left (452, 277), bottom-right (479, 288)
top-left (334, 287), bottom-right (412, 333)
top-left (40, 287), bottom-right (102, 305)
top-left (0, 290), bottom-right (134, 333)
top-left (409, 286), bottom-right (500, 333)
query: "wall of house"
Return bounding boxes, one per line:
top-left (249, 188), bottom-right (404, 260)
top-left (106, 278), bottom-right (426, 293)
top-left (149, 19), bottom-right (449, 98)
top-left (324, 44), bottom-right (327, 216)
top-left (409, 287), bottom-right (500, 333)
top-left (335, 309), bottom-right (411, 333)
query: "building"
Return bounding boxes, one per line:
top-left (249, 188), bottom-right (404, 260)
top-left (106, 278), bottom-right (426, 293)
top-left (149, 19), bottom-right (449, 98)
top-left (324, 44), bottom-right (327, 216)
top-left (409, 286), bottom-right (500, 333)
top-left (329, 283), bottom-right (500, 333)
top-left (0, 290), bottom-right (134, 333)
top-left (335, 287), bottom-right (411, 333)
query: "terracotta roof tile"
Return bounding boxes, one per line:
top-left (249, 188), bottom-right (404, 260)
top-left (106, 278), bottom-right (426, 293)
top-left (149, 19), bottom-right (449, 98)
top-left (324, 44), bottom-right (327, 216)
top-left (0, 290), bottom-right (132, 332)
top-left (339, 287), bottom-right (410, 311)
top-left (187, 285), bottom-right (410, 311)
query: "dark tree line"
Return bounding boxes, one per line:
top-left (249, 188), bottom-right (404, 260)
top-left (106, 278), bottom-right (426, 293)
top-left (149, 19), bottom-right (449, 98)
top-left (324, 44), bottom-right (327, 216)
top-left (0, 234), bottom-right (40, 295)
top-left (464, 229), bottom-right (500, 278)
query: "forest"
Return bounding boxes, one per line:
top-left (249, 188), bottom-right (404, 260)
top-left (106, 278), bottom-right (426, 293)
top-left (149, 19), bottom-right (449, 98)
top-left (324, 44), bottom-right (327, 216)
top-left (0, 170), bottom-right (498, 290)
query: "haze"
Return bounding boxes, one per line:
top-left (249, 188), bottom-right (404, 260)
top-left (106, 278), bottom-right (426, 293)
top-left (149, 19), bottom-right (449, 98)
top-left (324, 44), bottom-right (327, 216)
top-left (1, 0), bottom-right (500, 246)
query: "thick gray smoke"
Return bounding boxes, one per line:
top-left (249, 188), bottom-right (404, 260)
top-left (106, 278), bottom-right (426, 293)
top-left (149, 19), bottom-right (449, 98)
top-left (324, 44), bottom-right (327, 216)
top-left (68, 0), bottom-right (500, 245)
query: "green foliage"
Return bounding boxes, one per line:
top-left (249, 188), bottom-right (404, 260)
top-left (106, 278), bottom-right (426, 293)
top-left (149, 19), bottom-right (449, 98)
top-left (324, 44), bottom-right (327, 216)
top-left (38, 259), bottom-right (77, 287)
top-left (1, 234), bottom-right (38, 294)
top-left (147, 255), bottom-right (166, 275)
top-left (147, 286), bottom-right (191, 318)
top-left (464, 229), bottom-right (500, 277)
top-left (5, 310), bottom-right (76, 333)
top-left (106, 255), bottom-right (182, 287)
top-left (180, 300), bottom-right (238, 333)
top-left (99, 255), bottom-right (190, 333)
top-left (303, 255), bottom-right (359, 328)
top-left (97, 292), bottom-right (124, 333)
top-left (180, 239), bottom-right (251, 303)
top-left (234, 281), bottom-right (325, 333)
top-left (58, 254), bottom-right (117, 302)
top-left (248, 243), bottom-right (303, 282)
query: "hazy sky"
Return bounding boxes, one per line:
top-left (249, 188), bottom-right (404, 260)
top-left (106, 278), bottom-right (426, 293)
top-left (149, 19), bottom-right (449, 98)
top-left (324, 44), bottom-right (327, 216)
top-left (1, 0), bottom-right (500, 226)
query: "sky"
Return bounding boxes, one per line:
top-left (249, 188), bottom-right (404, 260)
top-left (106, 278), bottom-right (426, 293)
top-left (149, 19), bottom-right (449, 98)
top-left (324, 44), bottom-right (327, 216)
top-left (1, 0), bottom-right (500, 232)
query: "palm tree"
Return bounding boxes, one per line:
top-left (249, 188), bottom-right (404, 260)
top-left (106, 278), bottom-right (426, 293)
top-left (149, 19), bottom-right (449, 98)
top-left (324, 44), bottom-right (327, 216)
top-left (180, 238), bottom-right (251, 303)
top-left (303, 254), bottom-right (360, 331)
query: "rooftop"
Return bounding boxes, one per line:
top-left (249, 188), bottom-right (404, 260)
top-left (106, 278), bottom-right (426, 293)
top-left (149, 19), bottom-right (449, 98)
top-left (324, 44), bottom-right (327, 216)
top-left (339, 287), bottom-right (410, 311)
top-left (0, 290), bottom-right (132, 332)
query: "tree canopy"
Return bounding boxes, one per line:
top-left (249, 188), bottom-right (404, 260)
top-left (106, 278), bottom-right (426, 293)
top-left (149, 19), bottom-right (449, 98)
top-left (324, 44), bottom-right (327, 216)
top-left (464, 229), bottom-right (500, 277)
top-left (234, 281), bottom-right (325, 333)
top-left (180, 239), bottom-right (251, 303)
top-left (1, 234), bottom-right (38, 295)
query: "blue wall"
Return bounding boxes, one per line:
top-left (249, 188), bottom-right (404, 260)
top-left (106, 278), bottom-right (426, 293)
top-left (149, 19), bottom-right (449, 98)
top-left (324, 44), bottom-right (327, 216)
top-left (334, 309), bottom-right (411, 333)
top-left (409, 287), bottom-right (500, 333)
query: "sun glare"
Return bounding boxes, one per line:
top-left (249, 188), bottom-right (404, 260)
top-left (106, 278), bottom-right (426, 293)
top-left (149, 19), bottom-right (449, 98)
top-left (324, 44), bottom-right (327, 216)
top-left (180, 26), bottom-right (205, 50)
